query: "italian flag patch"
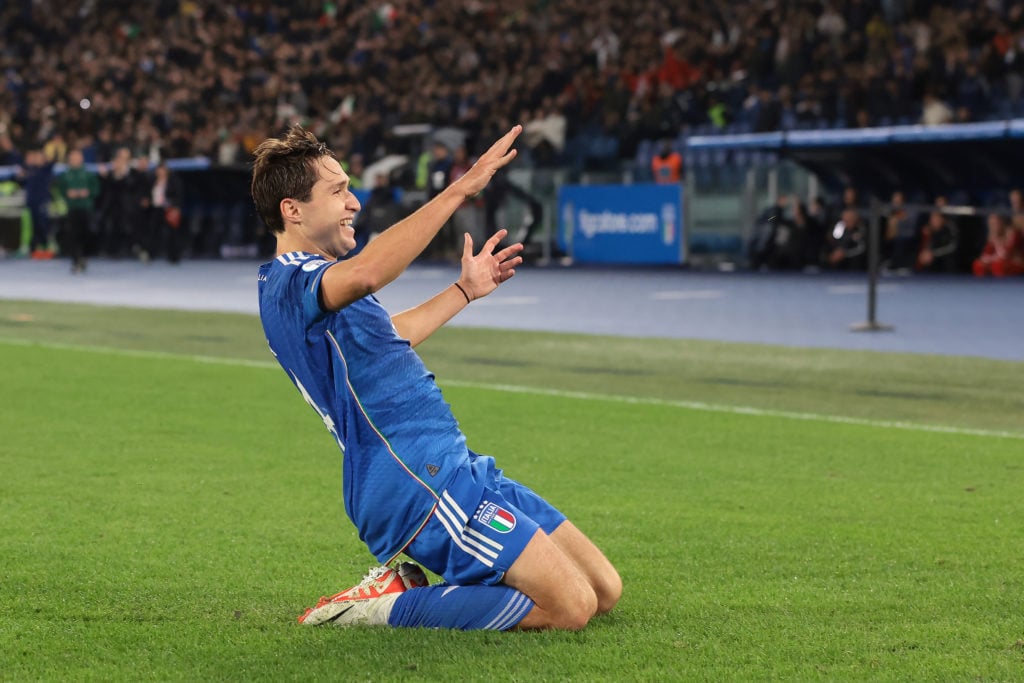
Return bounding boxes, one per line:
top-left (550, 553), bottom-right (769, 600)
top-left (478, 501), bottom-right (517, 533)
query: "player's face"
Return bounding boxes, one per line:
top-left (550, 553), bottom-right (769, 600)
top-left (300, 157), bottom-right (361, 258)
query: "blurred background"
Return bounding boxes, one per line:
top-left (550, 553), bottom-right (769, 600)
top-left (1, 0), bottom-right (1023, 279)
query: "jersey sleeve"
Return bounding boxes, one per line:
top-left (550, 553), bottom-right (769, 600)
top-left (285, 257), bottom-right (337, 328)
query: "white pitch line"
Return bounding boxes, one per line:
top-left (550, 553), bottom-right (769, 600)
top-left (470, 296), bottom-right (539, 306)
top-left (651, 290), bottom-right (725, 301)
top-left (2, 336), bottom-right (1021, 442)
top-left (827, 284), bottom-right (901, 295)
top-left (0, 337), bottom-right (279, 369)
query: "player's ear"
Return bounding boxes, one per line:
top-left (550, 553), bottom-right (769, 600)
top-left (280, 197), bottom-right (301, 225)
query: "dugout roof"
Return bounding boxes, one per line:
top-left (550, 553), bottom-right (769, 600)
top-left (687, 120), bottom-right (1024, 201)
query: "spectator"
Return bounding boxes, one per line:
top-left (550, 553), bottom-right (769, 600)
top-left (0, 133), bottom-right (23, 167)
top-left (54, 149), bottom-right (100, 273)
top-left (356, 173), bottom-right (402, 247)
top-left (955, 63), bottom-right (990, 122)
top-left (828, 186), bottom-right (860, 237)
top-left (916, 206), bottom-right (959, 272)
top-left (781, 197), bottom-right (812, 270)
top-left (522, 100), bottom-right (567, 167)
top-left (448, 145), bottom-right (483, 246)
top-left (1009, 188), bottom-right (1024, 235)
top-left (972, 213), bottom-right (1023, 277)
top-left (345, 154), bottom-right (365, 190)
top-left (921, 92), bottom-right (954, 126)
top-left (484, 172), bottom-right (544, 253)
top-left (427, 142), bottom-right (453, 200)
top-left (426, 141), bottom-right (455, 258)
top-left (749, 195), bottom-right (806, 271)
top-left (884, 190), bottom-right (918, 273)
top-left (148, 162), bottom-right (184, 263)
top-left (650, 140), bottom-right (683, 184)
top-left (96, 148), bottom-right (134, 257)
top-left (751, 88), bottom-right (783, 133)
top-left (748, 196), bottom-right (786, 270)
top-left (17, 149), bottom-right (55, 259)
top-left (449, 146), bottom-right (474, 186)
top-left (817, 3), bottom-right (848, 42)
top-left (129, 157), bottom-right (154, 261)
top-left (826, 208), bottom-right (867, 270)
top-left (800, 196), bottom-right (829, 270)
top-left (43, 134), bottom-right (68, 165)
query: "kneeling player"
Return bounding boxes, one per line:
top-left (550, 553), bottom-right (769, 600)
top-left (252, 124), bottom-right (621, 631)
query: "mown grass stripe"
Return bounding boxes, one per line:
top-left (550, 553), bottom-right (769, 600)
top-left (2, 336), bottom-right (1020, 442)
top-left (443, 379), bottom-right (1024, 441)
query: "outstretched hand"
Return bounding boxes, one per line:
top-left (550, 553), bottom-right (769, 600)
top-left (450, 125), bottom-right (522, 199)
top-left (457, 229), bottom-right (524, 301)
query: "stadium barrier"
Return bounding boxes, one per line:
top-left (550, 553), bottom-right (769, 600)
top-left (557, 183), bottom-right (685, 265)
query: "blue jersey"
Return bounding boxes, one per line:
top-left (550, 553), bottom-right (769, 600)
top-left (257, 252), bottom-right (470, 562)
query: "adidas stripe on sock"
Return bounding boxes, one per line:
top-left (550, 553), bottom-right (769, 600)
top-left (387, 584), bottom-right (533, 631)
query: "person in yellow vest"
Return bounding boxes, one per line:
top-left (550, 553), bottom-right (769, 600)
top-left (0, 178), bottom-right (25, 256)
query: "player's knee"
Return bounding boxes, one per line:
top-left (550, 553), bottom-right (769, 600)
top-left (558, 612), bottom-right (592, 631)
top-left (594, 567), bottom-right (623, 615)
top-left (520, 585), bottom-right (596, 631)
top-left (554, 587), bottom-right (598, 631)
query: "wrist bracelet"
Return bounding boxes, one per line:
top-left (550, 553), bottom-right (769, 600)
top-left (453, 281), bottom-right (472, 304)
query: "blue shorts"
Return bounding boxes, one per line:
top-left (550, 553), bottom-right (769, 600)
top-left (402, 452), bottom-right (567, 586)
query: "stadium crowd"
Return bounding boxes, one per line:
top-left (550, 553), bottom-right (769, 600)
top-left (2, 0), bottom-right (1024, 275)
top-left (4, 0), bottom-right (1024, 168)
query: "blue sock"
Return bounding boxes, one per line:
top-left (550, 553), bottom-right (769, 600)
top-left (387, 584), bottom-right (533, 631)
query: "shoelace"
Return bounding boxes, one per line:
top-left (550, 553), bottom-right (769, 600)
top-left (346, 566), bottom-right (392, 598)
top-left (310, 566), bottom-right (395, 609)
top-left (359, 566), bottom-right (391, 586)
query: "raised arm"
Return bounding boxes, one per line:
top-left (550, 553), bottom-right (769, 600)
top-left (318, 126), bottom-right (522, 312)
top-left (391, 229), bottom-right (524, 347)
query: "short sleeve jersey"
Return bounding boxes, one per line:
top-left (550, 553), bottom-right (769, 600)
top-left (257, 252), bottom-right (469, 562)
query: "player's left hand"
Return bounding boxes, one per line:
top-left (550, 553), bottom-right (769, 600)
top-left (450, 125), bottom-right (521, 199)
top-left (457, 229), bottom-right (524, 301)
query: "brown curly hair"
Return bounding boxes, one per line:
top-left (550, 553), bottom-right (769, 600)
top-left (251, 125), bottom-right (335, 234)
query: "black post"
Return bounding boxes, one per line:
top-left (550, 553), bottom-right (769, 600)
top-left (851, 198), bottom-right (894, 332)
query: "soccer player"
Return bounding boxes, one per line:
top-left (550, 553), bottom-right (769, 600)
top-left (251, 125), bottom-right (621, 631)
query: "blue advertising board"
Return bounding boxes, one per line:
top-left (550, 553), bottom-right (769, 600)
top-left (558, 184), bottom-right (684, 264)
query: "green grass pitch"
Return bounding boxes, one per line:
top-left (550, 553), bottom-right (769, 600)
top-left (1, 300), bottom-right (1022, 681)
